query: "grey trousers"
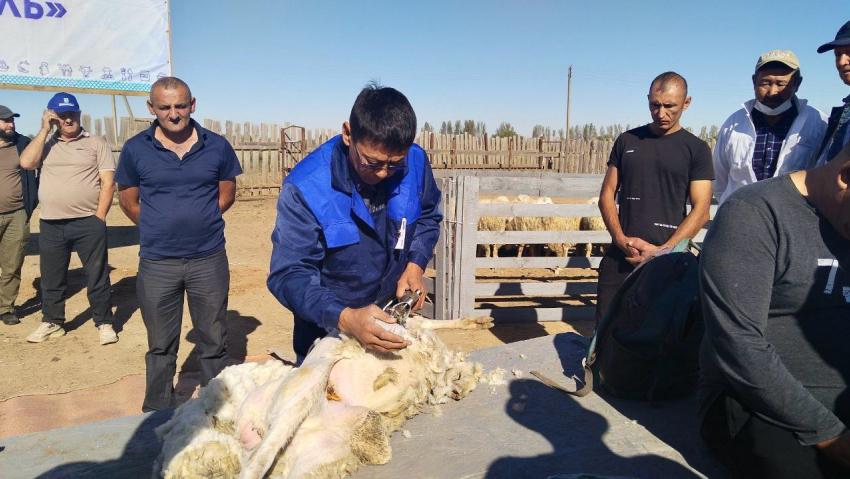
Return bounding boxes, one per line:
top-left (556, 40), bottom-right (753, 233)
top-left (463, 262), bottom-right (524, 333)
top-left (0, 209), bottom-right (29, 315)
top-left (138, 249), bottom-right (230, 412)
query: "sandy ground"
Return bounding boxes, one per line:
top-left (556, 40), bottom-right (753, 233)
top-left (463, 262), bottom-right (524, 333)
top-left (0, 197), bottom-right (593, 414)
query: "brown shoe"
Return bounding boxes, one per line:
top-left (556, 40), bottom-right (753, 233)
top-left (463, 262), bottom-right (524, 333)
top-left (0, 312), bottom-right (20, 325)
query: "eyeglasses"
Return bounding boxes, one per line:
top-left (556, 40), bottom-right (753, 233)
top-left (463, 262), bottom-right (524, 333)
top-left (354, 145), bottom-right (406, 171)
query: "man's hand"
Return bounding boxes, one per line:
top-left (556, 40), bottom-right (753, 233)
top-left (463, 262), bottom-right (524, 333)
top-left (613, 234), bottom-right (642, 265)
top-left (41, 109), bottom-right (59, 133)
top-left (338, 305), bottom-right (411, 353)
top-left (396, 262), bottom-right (426, 311)
top-left (95, 213), bottom-right (106, 223)
top-left (817, 433), bottom-right (850, 470)
top-left (627, 237), bottom-right (661, 265)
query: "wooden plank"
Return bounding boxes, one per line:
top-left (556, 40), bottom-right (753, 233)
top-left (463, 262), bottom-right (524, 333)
top-left (251, 149), bottom-right (259, 187)
top-left (475, 306), bottom-right (595, 322)
top-left (478, 230), bottom-right (706, 244)
top-left (475, 281), bottom-right (597, 296)
top-left (104, 117), bottom-right (117, 145)
top-left (450, 177), bottom-right (463, 318)
top-left (435, 177), bottom-right (453, 320)
top-left (480, 204), bottom-right (600, 217)
top-left (478, 230), bottom-right (613, 244)
top-left (477, 256), bottom-right (603, 269)
top-left (457, 176), bottom-right (480, 317)
top-left (478, 176), bottom-right (604, 197)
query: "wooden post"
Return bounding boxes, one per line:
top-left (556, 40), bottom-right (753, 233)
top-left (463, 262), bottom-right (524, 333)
top-left (538, 136), bottom-right (545, 169)
top-left (484, 133), bottom-right (490, 167)
top-left (455, 175), bottom-right (479, 318)
top-left (564, 65), bottom-right (572, 173)
top-left (434, 176), bottom-right (453, 320)
top-left (450, 136), bottom-right (456, 169)
top-left (508, 137), bottom-right (514, 169)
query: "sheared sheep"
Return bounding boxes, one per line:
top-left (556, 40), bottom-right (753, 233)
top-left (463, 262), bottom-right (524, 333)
top-left (152, 315), bottom-right (494, 479)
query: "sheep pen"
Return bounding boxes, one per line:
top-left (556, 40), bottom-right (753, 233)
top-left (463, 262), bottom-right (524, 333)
top-left (477, 194), bottom-right (597, 259)
top-left (152, 315), bottom-right (496, 479)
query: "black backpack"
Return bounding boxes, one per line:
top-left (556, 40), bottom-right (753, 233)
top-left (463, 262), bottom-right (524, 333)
top-left (532, 240), bottom-right (704, 401)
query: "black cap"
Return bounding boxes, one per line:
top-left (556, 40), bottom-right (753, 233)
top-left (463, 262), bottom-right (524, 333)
top-left (0, 105), bottom-right (20, 120)
top-left (818, 20), bottom-right (850, 53)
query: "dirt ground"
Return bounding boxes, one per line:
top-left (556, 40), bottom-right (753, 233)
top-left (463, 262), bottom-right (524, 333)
top-left (0, 196), bottom-right (593, 405)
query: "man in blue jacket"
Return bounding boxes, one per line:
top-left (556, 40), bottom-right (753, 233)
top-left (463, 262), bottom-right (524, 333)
top-left (268, 84), bottom-right (442, 360)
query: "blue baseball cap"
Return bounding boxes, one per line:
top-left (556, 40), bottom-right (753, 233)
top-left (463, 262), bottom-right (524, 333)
top-left (47, 92), bottom-right (81, 113)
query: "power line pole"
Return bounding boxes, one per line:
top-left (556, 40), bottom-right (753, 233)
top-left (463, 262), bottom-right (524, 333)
top-left (564, 65), bottom-right (572, 173)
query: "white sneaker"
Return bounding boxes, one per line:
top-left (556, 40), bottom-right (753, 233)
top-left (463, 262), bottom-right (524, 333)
top-left (98, 324), bottom-right (119, 345)
top-left (26, 322), bottom-right (66, 343)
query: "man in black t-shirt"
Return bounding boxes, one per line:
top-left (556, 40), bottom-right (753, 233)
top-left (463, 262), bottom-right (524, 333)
top-left (595, 71), bottom-right (714, 325)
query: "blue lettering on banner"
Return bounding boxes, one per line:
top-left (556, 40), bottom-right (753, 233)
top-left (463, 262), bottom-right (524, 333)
top-left (24, 0), bottom-right (43, 19)
top-left (44, 1), bottom-right (64, 17)
top-left (0, 0), bottom-right (22, 17)
top-left (0, 0), bottom-right (66, 18)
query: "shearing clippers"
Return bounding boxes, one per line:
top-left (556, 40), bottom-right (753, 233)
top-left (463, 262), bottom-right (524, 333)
top-left (381, 289), bottom-right (422, 326)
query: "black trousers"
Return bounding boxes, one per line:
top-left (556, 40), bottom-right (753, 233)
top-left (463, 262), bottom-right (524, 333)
top-left (39, 216), bottom-right (113, 326)
top-left (595, 245), bottom-right (634, 326)
top-left (700, 394), bottom-right (847, 478)
top-left (138, 249), bottom-right (230, 412)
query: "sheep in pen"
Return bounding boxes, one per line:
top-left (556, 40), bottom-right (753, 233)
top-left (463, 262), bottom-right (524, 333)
top-left (152, 315), bottom-right (495, 478)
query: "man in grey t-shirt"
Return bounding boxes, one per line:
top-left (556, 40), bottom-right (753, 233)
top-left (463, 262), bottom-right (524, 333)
top-left (699, 143), bottom-right (850, 477)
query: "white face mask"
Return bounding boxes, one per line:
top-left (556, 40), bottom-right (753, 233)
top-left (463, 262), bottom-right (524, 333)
top-left (753, 97), bottom-right (794, 116)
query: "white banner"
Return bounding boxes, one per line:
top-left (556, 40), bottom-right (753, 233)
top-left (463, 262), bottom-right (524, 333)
top-left (0, 0), bottom-right (171, 95)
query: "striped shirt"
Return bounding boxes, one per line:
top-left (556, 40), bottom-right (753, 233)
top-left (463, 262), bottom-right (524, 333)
top-left (751, 105), bottom-right (797, 181)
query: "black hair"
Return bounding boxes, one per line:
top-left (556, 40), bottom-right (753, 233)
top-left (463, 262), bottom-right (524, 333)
top-left (349, 81), bottom-right (417, 153)
top-left (650, 71), bottom-right (688, 97)
top-left (150, 76), bottom-right (192, 102)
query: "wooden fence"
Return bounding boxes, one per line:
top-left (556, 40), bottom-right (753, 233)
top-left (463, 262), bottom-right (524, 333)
top-left (424, 171), bottom-right (717, 322)
top-left (92, 115), bottom-right (716, 196)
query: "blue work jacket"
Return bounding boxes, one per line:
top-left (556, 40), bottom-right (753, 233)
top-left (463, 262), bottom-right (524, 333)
top-left (267, 136), bottom-right (442, 356)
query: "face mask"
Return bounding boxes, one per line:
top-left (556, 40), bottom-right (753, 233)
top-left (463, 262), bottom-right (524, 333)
top-left (753, 97), bottom-right (793, 116)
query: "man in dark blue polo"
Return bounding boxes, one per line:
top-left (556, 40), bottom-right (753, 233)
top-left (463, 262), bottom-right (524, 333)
top-left (114, 77), bottom-right (242, 412)
top-left (268, 83), bottom-right (442, 362)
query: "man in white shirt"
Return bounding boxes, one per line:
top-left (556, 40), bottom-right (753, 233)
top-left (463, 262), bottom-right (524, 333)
top-left (712, 50), bottom-right (827, 205)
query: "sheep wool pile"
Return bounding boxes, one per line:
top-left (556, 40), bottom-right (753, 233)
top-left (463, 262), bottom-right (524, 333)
top-left (153, 315), bottom-right (493, 479)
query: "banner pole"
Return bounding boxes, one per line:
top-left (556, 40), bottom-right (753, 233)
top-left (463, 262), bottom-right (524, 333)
top-left (122, 95), bottom-right (135, 121)
top-left (167, 0), bottom-right (174, 75)
top-left (111, 94), bottom-right (118, 145)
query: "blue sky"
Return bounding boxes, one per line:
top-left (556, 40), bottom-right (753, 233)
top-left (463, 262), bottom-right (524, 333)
top-left (4, 0), bottom-right (848, 137)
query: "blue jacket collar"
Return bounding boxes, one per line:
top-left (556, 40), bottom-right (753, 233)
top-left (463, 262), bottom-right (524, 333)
top-left (329, 135), bottom-right (409, 196)
top-left (330, 136), bottom-right (356, 195)
top-left (329, 137), bottom-right (375, 229)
